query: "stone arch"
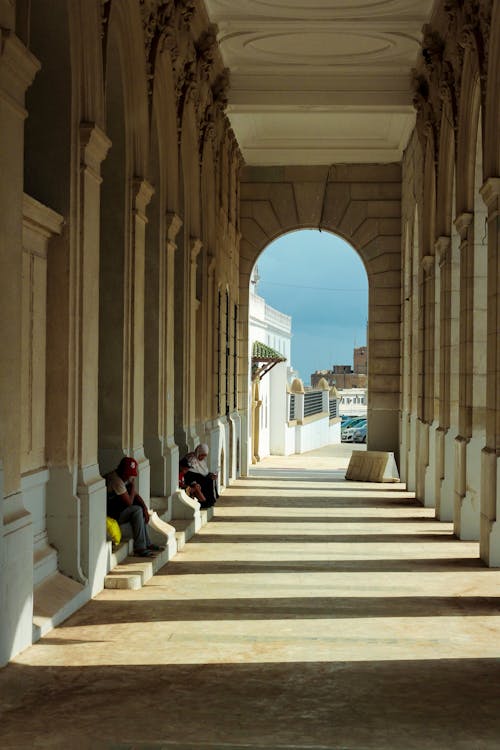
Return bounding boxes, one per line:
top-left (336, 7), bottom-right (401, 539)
top-left (436, 96), bottom-right (456, 238)
top-left (180, 99), bottom-right (202, 238)
top-left (104, 0), bottom-right (149, 176)
top-left (239, 164), bottom-right (401, 460)
top-left (150, 49), bottom-right (179, 213)
top-left (456, 42), bottom-right (482, 214)
top-left (76, 1), bottom-right (105, 127)
top-left (484, 0), bottom-right (500, 178)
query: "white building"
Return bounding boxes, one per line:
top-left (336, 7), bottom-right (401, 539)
top-left (249, 268), bottom-right (341, 459)
top-left (248, 268), bottom-right (292, 460)
top-left (339, 388), bottom-right (368, 418)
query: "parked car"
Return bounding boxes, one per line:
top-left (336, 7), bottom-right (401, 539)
top-left (341, 418), bottom-right (366, 442)
top-left (352, 424), bottom-right (367, 443)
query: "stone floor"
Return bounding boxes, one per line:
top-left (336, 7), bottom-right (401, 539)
top-left (1, 448), bottom-right (500, 749)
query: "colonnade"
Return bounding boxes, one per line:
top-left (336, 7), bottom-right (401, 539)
top-left (0, 0), bottom-right (242, 665)
top-left (0, 0), bottom-right (499, 667)
top-left (400, 0), bottom-right (500, 565)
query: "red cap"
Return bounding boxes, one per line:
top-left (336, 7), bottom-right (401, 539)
top-left (121, 456), bottom-right (138, 478)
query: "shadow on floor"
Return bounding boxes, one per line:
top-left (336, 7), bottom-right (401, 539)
top-left (54, 594), bottom-right (500, 626)
top-left (160, 557), bottom-right (484, 575)
top-left (210, 515), bottom-right (436, 524)
top-left (2, 659), bottom-right (500, 749)
top-left (192, 532), bottom-right (456, 544)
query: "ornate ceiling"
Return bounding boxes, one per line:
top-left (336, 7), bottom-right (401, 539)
top-left (204, 0), bottom-right (436, 165)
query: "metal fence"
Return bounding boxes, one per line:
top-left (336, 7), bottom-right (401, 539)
top-left (289, 393), bottom-right (296, 421)
top-left (304, 390), bottom-right (323, 418)
top-left (329, 398), bottom-right (337, 419)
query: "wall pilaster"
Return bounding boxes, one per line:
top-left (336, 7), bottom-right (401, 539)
top-left (454, 211), bottom-right (479, 539)
top-left (479, 177), bottom-right (500, 564)
top-left (435, 235), bottom-right (454, 520)
top-left (0, 30), bottom-right (40, 666)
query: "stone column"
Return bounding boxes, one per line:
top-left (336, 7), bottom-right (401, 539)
top-left (238, 266), bottom-right (251, 475)
top-left (163, 213), bottom-right (183, 501)
top-left (125, 180), bottom-right (154, 499)
top-left (435, 236), bottom-right (454, 521)
top-left (251, 377), bottom-right (261, 464)
top-left (420, 253), bottom-right (436, 507)
top-left (479, 178), bottom-right (500, 564)
top-left (0, 29), bottom-right (39, 666)
top-left (76, 125), bottom-right (111, 595)
top-left (454, 211), bottom-right (477, 538)
top-left (45, 124), bottom-right (111, 594)
top-left (183, 237), bottom-right (202, 450)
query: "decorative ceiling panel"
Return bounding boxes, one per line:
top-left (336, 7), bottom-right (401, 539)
top-left (204, 0), bottom-right (435, 165)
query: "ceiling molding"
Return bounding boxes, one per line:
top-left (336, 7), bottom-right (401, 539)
top-left (204, 0), bottom-right (432, 165)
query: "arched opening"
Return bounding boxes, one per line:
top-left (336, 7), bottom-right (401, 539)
top-left (248, 229), bottom-right (368, 465)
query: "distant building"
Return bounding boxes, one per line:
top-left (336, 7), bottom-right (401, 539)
top-left (354, 346), bottom-right (367, 374)
top-left (310, 347), bottom-right (368, 389)
top-left (339, 387), bottom-right (367, 417)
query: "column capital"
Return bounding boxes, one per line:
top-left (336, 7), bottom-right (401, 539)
top-left (0, 30), bottom-right (40, 102)
top-left (132, 178), bottom-right (154, 218)
top-left (166, 211), bottom-right (182, 243)
top-left (421, 254), bottom-right (435, 276)
top-left (454, 211), bottom-right (473, 239)
top-left (435, 235), bottom-right (451, 267)
top-left (480, 177), bottom-right (500, 209)
top-left (208, 253), bottom-right (216, 277)
top-left (190, 236), bottom-right (202, 263)
top-left (80, 123), bottom-right (111, 173)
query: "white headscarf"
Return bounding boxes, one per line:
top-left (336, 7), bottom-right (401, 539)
top-left (188, 444), bottom-right (210, 476)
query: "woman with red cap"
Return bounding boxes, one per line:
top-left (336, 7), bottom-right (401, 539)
top-left (105, 456), bottom-right (160, 557)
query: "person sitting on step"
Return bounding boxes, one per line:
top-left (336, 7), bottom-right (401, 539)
top-left (179, 457), bottom-right (207, 505)
top-left (183, 443), bottom-right (219, 508)
top-left (104, 456), bottom-right (162, 557)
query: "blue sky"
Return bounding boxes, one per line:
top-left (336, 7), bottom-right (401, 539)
top-left (254, 230), bottom-right (368, 383)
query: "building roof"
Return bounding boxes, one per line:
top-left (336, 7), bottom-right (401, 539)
top-left (252, 340), bottom-right (286, 381)
top-left (252, 341), bottom-right (286, 362)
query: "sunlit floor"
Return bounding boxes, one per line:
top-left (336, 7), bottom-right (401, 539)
top-left (2, 448), bottom-right (500, 749)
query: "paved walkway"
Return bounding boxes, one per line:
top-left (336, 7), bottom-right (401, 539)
top-left (2, 449), bottom-right (500, 749)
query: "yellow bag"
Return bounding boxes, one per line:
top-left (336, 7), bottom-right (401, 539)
top-left (106, 516), bottom-right (121, 545)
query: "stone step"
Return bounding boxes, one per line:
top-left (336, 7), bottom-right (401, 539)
top-left (33, 572), bottom-right (88, 641)
top-left (104, 545), bottom-right (170, 589)
top-left (103, 505), bottom-right (214, 589)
